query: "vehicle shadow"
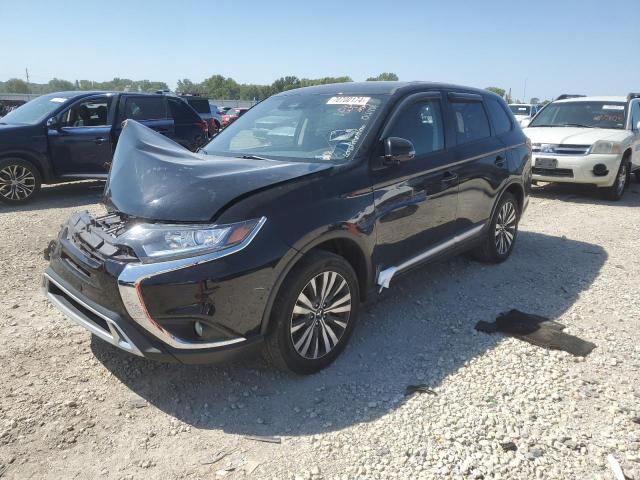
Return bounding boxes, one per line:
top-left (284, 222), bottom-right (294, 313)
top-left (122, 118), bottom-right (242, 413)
top-left (532, 181), bottom-right (640, 206)
top-left (92, 230), bottom-right (606, 437)
top-left (0, 181), bottom-right (104, 214)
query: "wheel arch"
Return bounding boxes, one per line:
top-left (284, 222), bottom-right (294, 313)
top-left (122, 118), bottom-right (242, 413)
top-left (259, 231), bottom-right (373, 336)
top-left (0, 150), bottom-right (52, 183)
top-left (493, 181), bottom-right (525, 217)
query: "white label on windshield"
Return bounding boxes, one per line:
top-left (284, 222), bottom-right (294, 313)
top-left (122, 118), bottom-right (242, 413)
top-left (50, 97), bottom-right (67, 103)
top-left (602, 105), bottom-right (624, 110)
top-left (327, 96), bottom-right (370, 106)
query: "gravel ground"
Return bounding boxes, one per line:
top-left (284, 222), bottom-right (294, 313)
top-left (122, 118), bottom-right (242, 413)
top-left (1, 180), bottom-right (639, 480)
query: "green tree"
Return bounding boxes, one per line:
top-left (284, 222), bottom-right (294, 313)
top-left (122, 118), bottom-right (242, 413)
top-left (366, 72), bottom-right (399, 81)
top-left (5, 78), bottom-right (30, 93)
top-left (485, 86), bottom-right (506, 98)
top-left (48, 78), bottom-right (75, 92)
top-left (530, 97), bottom-right (540, 105)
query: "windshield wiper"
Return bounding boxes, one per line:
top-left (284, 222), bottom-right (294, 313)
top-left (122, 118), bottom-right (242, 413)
top-left (559, 123), bottom-right (595, 128)
top-left (238, 154), bottom-right (273, 161)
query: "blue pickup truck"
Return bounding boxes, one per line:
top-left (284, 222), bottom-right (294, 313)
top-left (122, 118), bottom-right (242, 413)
top-left (0, 91), bottom-right (209, 203)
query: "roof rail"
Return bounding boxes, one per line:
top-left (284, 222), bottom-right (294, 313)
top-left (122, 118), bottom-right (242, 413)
top-left (556, 94), bottom-right (586, 100)
top-left (627, 93), bottom-right (640, 101)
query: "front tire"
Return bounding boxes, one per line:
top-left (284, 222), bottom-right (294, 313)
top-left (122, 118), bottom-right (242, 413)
top-left (601, 160), bottom-right (628, 201)
top-left (265, 251), bottom-right (359, 374)
top-left (473, 192), bottom-right (519, 263)
top-left (0, 158), bottom-right (41, 204)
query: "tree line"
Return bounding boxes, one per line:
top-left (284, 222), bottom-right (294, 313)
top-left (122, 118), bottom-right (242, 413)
top-left (0, 72), bottom-right (400, 100)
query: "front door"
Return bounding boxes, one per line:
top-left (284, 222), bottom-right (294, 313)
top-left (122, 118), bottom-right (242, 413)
top-left (47, 95), bottom-right (114, 176)
top-left (371, 93), bottom-right (459, 269)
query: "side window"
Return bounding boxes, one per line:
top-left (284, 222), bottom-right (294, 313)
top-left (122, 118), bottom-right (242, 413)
top-left (123, 97), bottom-right (167, 121)
top-left (631, 102), bottom-right (640, 130)
top-left (387, 100), bottom-right (445, 156)
top-left (168, 98), bottom-right (200, 123)
top-left (450, 101), bottom-right (491, 144)
top-left (60, 96), bottom-right (112, 127)
top-left (485, 98), bottom-right (513, 135)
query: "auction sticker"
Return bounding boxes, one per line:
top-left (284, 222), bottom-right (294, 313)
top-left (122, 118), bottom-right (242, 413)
top-left (50, 98), bottom-right (67, 103)
top-left (602, 105), bottom-right (625, 110)
top-left (327, 96), bottom-right (370, 106)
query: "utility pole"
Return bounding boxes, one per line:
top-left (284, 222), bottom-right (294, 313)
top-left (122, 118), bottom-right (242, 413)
top-left (523, 78), bottom-right (527, 103)
top-left (25, 68), bottom-right (29, 83)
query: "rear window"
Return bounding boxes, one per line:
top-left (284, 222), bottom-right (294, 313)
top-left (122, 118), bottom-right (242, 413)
top-left (185, 98), bottom-right (210, 114)
top-left (123, 97), bottom-right (167, 121)
top-left (168, 98), bottom-right (200, 123)
top-left (486, 98), bottom-right (513, 134)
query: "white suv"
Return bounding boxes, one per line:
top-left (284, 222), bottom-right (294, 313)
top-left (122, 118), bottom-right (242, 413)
top-left (523, 94), bottom-right (640, 200)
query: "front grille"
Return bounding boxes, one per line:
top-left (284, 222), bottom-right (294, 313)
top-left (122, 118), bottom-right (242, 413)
top-left (67, 212), bottom-right (136, 262)
top-left (532, 167), bottom-right (574, 178)
top-left (532, 144), bottom-right (590, 155)
top-left (48, 280), bottom-right (111, 334)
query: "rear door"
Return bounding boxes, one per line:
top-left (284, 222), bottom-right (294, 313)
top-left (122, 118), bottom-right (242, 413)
top-left (629, 100), bottom-right (640, 172)
top-left (113, 95), bottom-right (174, 144)
top-left (47, 95), bottom-right (114, 176)
top-left (445, 92), bottom-right (509, 231)
top-left (372, 92), bottom-right (459, 268)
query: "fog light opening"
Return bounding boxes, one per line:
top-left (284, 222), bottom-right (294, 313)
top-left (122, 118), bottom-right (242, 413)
top-left (194, 321), bottom-right (204, 337)
top-left (593, 164), bottom-right (609, 176)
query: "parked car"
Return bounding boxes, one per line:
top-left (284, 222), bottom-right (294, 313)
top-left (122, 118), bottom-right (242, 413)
top-left (221, 107), bottom-right (249, 128)
top-left (207, 101), bottom-right (223, 130)
top-left (523, 93), bottom-right (640, 200)
top-left (0, 91), bottom-right (208, 203)
top-left (509, 103), bottom-right (540, 126)
top-left (43, 82), bottom-right (531, 374)
top-left (180, 95), bottom-right (219, 137)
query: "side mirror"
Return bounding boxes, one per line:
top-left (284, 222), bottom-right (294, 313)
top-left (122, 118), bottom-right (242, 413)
top-left (383, 137), bottom-right (415, 165)
top-left (46, 116), bottom-right (59, 129)
top-left (520, 118), bottom-right (531, 128)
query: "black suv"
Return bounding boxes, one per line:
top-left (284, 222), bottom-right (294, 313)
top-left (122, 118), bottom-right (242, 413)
top-left (0, 91), bottom-right (208, 203)
top-left (43, 82), bottom-right (531, 374)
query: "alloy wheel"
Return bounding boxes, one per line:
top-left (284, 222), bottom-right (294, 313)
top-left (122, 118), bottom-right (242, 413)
top-left (290, 271), bottom-right (352, 360)
top-left (494, 201), bottom-right (517, 255)
top-left (0, 164), bottom-right (36, 201)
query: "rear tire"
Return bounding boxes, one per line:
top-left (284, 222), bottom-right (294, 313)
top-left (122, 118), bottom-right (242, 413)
top-left (264, 250), bottom-right (359, 374)
top-left (0, 158), bottom-right (41, 204)
top-left (601, 160), bottom-right (628, 201)
top-left (634, 169), bottom-right (640, 183)
top-left (473, 192), bottom-right (519, 263)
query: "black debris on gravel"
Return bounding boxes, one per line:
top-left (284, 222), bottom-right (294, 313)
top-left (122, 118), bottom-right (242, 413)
top-left (475, 309), bottom-right (596, 357)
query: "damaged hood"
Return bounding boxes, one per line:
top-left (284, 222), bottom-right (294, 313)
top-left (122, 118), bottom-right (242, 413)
top-left (104, 120), bottom-right (332, 222)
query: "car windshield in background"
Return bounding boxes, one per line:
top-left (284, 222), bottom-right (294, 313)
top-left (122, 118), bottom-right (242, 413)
top-left (204, 94), bottom-right (385, 163)
top-left (0, 94), bottom-right (71, 125)
top-left (530, 101), bottom-right (627, 129)
top-left (510, 105), bottom-right (531, 115)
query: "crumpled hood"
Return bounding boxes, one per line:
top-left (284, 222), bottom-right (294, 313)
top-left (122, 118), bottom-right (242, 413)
top-left (104, 120), bottom-right (332, 222)
top-left (524, 127), bottom-right (629, 145)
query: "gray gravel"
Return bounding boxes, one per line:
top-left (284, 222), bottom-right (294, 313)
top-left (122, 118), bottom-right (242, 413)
top-left (0, 180), bottom-right (639, 479)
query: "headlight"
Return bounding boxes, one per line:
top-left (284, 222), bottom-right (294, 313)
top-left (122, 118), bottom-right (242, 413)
top-left (116, 217), bottom-right (265, 262)
top-left (589, 140), bottom-right (623, 154)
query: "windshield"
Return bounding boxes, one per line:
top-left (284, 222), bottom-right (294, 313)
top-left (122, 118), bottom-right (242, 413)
top-left (204, 93), bottom-right (385, 163)
top-left (186, 98), bottom-right (210, 114)
top-left (0, 94), bottom-right (72, 125)
top-left (509, 105), bottom-right (531, 116)
top-left (530, 101), bottom-right (627, 129)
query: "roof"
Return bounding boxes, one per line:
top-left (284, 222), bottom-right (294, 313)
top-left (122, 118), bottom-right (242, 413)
top-left (276, 81), bottom-right (493, 97)
top-left (38, 90), bottom-right (166, 98)
top-left (555, 96), bottom-right (627, 103)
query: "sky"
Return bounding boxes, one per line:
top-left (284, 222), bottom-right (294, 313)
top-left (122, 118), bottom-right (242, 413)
top-left (1, 0), bottom-right (639, 101)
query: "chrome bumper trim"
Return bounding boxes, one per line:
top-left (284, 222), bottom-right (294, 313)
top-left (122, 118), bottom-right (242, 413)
top-left (43, 272), bottom-right (143, 357)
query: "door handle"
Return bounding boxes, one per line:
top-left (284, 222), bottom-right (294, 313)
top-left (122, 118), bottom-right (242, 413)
top-left (95, 137), bottom-right (106, 145)
top-left (495, 155), bottom-right (505, 166)
top-left (441, 171), bottom-right (458, 186)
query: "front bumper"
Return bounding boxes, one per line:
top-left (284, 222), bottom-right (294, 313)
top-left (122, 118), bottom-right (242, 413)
top-left (42, 213), bottom-right (274, 364)
top-left (531, 153), bottom-right (621, 186)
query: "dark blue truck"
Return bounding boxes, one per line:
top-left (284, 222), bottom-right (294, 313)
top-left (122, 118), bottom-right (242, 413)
top-left (0, 91), bottom-right (209, 203)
